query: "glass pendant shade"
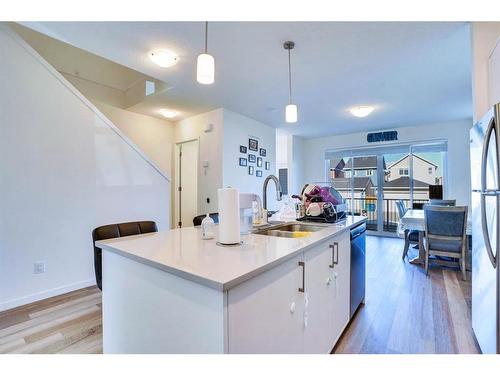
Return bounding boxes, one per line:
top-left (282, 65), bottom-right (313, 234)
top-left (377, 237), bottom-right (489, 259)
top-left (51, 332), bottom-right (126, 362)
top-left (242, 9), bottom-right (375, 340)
top-left (285, 104), bottom-right (298, 123)
top-left (197, 53), bottom-right (215, 85)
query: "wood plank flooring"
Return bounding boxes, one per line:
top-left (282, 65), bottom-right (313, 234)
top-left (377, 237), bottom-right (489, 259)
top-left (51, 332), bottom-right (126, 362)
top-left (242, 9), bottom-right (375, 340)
top-left (0, 236), bottom-right (480, 354)
top-left (333, 235), bottom-right (480, 354)
top-left (0, 286), bottom-right (102, 354)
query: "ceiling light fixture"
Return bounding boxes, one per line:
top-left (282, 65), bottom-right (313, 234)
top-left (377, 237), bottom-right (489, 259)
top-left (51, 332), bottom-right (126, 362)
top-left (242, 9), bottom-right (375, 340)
top-left (158, 108), bottom-right (179, 119)
top-left (350, 106), bottom-right (375, 118)
top-left (149, 49), bottom-right (178, 68)
top-left (197, 22), bottom-right (215, 85)
top-left (284, 41), bottom-right (297, 123)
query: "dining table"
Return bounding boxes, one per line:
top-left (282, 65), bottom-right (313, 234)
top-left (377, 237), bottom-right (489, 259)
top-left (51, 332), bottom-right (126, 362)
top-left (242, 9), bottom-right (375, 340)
top-left (398, 209), bottom-right (472, 266)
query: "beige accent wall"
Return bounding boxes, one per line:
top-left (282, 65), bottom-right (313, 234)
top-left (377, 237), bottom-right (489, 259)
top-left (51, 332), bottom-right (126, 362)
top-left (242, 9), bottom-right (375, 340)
top-left (95, 102), bottom-right (175, 178)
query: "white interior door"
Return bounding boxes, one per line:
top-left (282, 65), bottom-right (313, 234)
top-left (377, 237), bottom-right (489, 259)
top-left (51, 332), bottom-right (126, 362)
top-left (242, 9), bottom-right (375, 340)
top-left (175, 140), bottom-right (198, 228)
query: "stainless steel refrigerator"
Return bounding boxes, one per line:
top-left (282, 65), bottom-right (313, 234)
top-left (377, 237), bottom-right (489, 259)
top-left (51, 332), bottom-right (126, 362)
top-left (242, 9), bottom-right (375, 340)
top-left (470, 103), bottom-right (500, 354)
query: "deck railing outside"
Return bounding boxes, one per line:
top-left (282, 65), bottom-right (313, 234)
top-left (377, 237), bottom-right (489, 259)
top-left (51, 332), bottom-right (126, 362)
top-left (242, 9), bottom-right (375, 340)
top-left (346, 197), bottom-right (428, 232)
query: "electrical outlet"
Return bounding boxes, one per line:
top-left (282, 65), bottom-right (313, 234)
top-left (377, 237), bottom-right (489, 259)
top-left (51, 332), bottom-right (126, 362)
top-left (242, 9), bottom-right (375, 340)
top-left (34, 261), bottom-right (46, 274)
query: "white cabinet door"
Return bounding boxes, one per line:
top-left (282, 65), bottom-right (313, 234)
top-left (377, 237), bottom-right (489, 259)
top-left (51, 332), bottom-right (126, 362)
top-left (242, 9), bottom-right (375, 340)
top-left (227, 253), bottom-right (305, 353)
top-left (303, 239), bottom-right (335, 353)
top-left (330, 230), bottom-right (351, 343)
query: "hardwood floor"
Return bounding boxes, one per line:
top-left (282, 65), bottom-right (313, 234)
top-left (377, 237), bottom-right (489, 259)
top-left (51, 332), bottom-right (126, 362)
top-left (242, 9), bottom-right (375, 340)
top-left (0, 286), bottom-right (102, 354)
top-left (0, 236), bottom-right (480, 354)
top-left (334, 235), bottom-right (480, 354)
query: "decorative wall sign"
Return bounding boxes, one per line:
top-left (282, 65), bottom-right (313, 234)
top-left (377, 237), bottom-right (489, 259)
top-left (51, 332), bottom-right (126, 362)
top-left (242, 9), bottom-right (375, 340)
top-left (248, 166), bottom-right (254, 175)
top-left (248, 154), bottom-right (256, 163)
top-left (367, 131), bottom-right (398, 143)
top-left (259, 148), bottom-right (266, 157)
top-left (249, 138), bottom-right (258, 151)
top-left (239, 157), bottom-right (247, 166)
top-left (257, 157), bottom-right (263, 167)
top-left (240, 145), bottom-right (247, 154)
top-left (265, 161), bottom-right (270, 170)
top-left (256, 170), bottom-right (263, 177)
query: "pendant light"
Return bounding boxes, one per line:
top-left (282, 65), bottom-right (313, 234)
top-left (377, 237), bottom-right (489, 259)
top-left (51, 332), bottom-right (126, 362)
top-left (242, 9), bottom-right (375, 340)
top-left (284, 41), bottom-right (297, 123)
top-left (197, 21), bottom-right (215, 85)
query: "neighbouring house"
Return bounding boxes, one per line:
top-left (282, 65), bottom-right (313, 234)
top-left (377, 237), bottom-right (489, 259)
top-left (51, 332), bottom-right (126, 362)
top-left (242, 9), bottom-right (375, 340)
top-left (329, 158), bottom-right (346, 179)
top-left (383, 176), bottom-right (430, 201)
top-left (387, 154), bottom-right (441, 185)
top-left (343, 156), bottom-right (386, 186)
top-left (331, 176), bottom-right (375, 199)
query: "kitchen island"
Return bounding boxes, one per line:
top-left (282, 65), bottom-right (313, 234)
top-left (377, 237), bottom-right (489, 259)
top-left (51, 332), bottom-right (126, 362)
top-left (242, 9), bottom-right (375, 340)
top-left (97, 215), bottom-right (366, 353)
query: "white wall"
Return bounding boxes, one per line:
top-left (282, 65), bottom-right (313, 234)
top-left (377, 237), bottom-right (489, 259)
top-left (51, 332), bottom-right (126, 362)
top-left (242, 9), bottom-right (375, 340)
top-left (222, 109), bottom-right (277, 209)
top-left (471, 22), bottom-right (500, 122)
top-left (95, 102), bottom-right (175, 177)
top-left (0, 25), bottom-right (170, 311)
top-left (174, 109), bottom-right (224, 215)
top-left (301, 120), bottom-right (472, 208)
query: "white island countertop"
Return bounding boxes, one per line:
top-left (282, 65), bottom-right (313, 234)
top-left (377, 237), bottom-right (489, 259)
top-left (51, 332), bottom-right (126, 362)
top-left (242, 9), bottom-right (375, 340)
top-left (97, 215), bottom-right (366, 291)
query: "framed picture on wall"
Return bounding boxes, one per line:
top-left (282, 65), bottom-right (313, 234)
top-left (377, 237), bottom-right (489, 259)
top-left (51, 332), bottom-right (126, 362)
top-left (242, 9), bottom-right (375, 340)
top-left (256, 170), bottom-right (263, 177)
top-left (240, 145), bottom-right (247, 154)
top-left (257, 157), bottom-right (263, 167)
top-left (239, 157), bottom-right (248, 167)
top-left (259, 148), bottom-right (266, 157)
top-left (249, 138), bottom-right (258, 152)
top-left (248, 154), bottom-right (256, 163)
top-left (248, 166), bottom-right (254, 175)
top-left (265, 161), bottom-right (270, 170)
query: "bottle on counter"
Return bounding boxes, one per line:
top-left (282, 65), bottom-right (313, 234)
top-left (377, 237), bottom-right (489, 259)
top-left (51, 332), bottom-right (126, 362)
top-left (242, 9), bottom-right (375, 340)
top-left (201, 213), bottom-right (215, 240)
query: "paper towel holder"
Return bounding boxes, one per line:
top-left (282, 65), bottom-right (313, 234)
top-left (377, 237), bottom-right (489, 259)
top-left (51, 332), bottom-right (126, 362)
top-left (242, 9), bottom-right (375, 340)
top-left (216, 241), bottom-right (243, 247)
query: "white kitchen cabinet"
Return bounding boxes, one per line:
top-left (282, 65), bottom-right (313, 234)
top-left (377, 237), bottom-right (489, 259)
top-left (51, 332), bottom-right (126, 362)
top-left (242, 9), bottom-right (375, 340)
top-left (303, 238), bottom-right (335, 353)
top-left (227, 253), bottom-right (305, 353)
top-left (330, 230), bottom-right (351, 344)
top-left (489, 38), bottom-right (500, 107)
top-left (228, 231), bottom-right (351, 354)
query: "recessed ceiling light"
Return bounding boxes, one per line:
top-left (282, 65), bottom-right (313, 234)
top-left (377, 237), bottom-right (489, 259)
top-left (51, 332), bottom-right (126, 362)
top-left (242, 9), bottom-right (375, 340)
top-left (158, 108), bottom-right (179, 119)
top-left (350, 106), bottom-right (375, 118)
top-left (149, 49), bottom-right (178, 68)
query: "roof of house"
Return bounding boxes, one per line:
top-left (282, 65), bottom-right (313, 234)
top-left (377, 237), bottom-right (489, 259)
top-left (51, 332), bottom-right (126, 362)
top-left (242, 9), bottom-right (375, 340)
top-left (344, 156), bottom-right (386, 170)
top-left (331, 177), bottom-right (374, 190)
top-left (329, 158), bottom-right (345, 171)
top-left (384, 176), bottom-right (429, 188)
top-left (388, 154), bottom-right (438, 169)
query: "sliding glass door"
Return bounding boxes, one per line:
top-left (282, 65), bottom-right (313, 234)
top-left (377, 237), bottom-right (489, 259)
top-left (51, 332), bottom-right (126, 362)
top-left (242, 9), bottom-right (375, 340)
top-left (325, 141), bottom-right (447, 235)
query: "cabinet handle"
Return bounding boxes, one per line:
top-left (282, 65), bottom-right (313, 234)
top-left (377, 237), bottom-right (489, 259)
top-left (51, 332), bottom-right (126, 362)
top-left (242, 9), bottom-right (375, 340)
top-left (298, 261), bottom-right (305, 293)
top-left (334, 242), bottom-right (339, 265)
top-left (329, 242), bottom-right (339, 268)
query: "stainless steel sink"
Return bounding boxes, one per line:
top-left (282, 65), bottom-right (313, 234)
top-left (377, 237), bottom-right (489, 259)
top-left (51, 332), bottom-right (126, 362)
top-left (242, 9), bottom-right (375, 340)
top-left (253, 223), bottom-right (327, 238)
top-left (272, 223), bottom-right (325, 233)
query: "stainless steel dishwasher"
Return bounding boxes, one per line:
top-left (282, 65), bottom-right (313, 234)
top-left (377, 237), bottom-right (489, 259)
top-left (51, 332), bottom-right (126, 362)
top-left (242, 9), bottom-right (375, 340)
top-left (350, 222), bottom-right (366, 317)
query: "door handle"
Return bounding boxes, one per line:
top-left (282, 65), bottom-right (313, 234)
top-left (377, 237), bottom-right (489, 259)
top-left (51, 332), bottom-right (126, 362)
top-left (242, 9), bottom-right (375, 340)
top-left (480, 116), bottom-right (498, 269)
top-left (298, 261), bottom-right (305, 293)
top-left (329, 242), bottom-right (339, 268)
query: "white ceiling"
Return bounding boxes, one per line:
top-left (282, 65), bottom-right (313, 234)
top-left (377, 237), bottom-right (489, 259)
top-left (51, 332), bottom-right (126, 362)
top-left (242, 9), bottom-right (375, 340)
top-left (21, 22), bottom-right (473, 138)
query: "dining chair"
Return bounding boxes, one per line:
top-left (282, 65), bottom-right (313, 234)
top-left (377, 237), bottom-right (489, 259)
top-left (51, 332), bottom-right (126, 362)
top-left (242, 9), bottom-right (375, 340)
top-left (423, 205), bottom-right (468, 280)
top-left (429, 199), bottom-right (456, 206)
top-left (396, 200), bottom-right (419, 260)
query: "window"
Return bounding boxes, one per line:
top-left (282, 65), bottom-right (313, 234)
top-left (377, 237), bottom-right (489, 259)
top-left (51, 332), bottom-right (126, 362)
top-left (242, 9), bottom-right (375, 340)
top-left (366, 169), bottom-right (373, 176)
top-left (428, 167), bottom-right (433, 174)
top-left (399, 168), bottom-right (409, 176)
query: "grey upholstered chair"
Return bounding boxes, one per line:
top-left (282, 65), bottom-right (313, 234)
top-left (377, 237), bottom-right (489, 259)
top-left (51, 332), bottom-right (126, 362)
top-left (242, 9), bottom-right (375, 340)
top-left (396, 200), bottom-right (419, 260)
top-left (429, 199), bottom-right (456, 206)
top-left (423, 205), bottom-right (468, 280)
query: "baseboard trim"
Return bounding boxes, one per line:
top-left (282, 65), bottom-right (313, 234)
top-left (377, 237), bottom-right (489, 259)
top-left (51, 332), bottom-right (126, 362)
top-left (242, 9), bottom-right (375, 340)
top-left (0, 279), bottom-right (96, 312)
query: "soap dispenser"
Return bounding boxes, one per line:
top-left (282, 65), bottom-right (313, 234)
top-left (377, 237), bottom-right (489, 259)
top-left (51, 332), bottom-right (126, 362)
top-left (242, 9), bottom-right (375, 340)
top-left (201, 213), bottom-right (215, 240)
